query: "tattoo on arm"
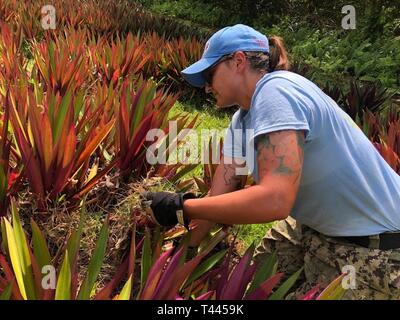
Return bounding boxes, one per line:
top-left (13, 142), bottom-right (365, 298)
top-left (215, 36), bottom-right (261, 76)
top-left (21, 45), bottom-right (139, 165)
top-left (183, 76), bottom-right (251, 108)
top-left (256, 130), bottom-right (305, 185)
top-left (223, 164), bottom-right (244, 189)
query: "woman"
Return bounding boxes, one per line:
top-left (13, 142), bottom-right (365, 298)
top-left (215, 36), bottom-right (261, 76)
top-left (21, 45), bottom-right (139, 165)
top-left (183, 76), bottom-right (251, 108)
top-left (143, 24), bottom-right (400, 299)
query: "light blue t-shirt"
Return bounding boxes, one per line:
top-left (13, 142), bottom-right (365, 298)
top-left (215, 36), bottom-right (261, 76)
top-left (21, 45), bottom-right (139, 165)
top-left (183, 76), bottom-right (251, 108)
top-left (223, 70), bottom-right (400, 236)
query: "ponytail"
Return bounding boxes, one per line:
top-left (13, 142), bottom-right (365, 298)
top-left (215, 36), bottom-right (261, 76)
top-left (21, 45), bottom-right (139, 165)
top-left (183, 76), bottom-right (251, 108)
top-left (268, 36), bottom-right (290, 72)
top-left (244, 35), bottom-right (290, 74)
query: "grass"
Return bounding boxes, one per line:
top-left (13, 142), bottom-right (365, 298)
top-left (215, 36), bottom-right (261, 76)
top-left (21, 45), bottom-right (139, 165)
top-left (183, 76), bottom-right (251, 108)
top-left (232, 223), bottom-right (275, 255)
top-left (169, 98), bottom-right (272, 253)
top-left (169, 99), bottom-right (232, 130)
top-left (168, 99), bottom-right (232, 178)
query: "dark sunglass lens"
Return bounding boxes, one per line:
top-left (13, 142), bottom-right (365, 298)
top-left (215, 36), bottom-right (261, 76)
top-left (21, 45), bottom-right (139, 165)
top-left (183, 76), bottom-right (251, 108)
top-left (204, 69), bottom-right (212, 84)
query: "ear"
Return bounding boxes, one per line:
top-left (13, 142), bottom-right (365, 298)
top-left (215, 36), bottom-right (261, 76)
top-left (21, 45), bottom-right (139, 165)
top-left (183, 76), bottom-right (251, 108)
top-left (232, 51), bottom-right (247, 73)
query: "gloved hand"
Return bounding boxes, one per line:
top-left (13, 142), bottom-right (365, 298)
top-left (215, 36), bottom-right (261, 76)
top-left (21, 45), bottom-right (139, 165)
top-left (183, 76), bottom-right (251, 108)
top-left (141, 191), bottom-right (197, 228)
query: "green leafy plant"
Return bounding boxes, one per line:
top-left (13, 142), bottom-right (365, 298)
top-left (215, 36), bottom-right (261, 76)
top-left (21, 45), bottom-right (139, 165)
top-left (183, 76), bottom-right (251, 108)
top-left (31, 34), bottom-right (87, 96)
top-left (8, 81), bottom-right (116, 208)
top-left (114, 77), bottom-right (199, 180)
top-left (89, 33), bottom-right (150, 87)
top-left (342, 80), bottom-right (393, 124)
top-left (363, 108), bottom-right (400, 174)
top-left (0, 200), bottom-right (133, 300)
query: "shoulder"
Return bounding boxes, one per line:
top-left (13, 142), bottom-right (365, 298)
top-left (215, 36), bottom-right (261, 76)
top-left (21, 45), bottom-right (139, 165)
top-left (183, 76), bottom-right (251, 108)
top-left (258, 70), bottom-right (312, 87)
top-left (254, 71), bottom-right (312, 100)
top-left (251, 71), bottom-right (320, 115)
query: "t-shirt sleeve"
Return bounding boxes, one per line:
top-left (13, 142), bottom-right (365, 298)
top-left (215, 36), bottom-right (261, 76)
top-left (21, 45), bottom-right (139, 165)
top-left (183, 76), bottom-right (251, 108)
top-left (250, 78), bottom-right (311, 143)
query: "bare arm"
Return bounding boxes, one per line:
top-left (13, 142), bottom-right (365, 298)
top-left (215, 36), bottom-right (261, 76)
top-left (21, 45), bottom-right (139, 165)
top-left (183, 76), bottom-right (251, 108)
top-left (189, 155), bottom-right (247, 246)
top-left (184, 130), bottom-right (305, 224)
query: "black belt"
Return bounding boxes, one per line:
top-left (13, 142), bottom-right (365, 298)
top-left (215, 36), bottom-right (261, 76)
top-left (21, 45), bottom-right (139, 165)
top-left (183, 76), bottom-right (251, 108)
top-left (334, 232), bottom-right (400, 250)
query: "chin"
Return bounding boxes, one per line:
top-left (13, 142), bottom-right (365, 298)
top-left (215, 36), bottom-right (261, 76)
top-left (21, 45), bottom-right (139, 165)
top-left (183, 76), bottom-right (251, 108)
top-left (216, 102), bottom-right (236, 109)
top-left (214, 97), bottom-right (232, 108)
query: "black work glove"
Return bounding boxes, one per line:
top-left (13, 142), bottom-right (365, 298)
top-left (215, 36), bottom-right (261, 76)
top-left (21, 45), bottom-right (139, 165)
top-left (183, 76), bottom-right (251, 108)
top-left (141, 191), bottom-right (197, 228)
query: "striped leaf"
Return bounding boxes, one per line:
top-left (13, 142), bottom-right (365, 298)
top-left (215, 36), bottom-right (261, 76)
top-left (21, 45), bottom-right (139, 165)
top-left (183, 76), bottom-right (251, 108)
top-left (4, 218), bottom-right (27, 299)
top-left (317, 273), bottom-right (347, 300)
top-left (186, 249), bottom-right (227, 286)
top-left (55, 251), bottom-right (71, 300)
top-left (31, 219), bottom-right (52, 270)
top-left (78, 218), bottom-right (109, 300)
top-left (117, 276), bottom-right (132, 300)
top-left (268, 267), bottom-right (304, 300)
top-left (247, 251), bottom-right (278, 295)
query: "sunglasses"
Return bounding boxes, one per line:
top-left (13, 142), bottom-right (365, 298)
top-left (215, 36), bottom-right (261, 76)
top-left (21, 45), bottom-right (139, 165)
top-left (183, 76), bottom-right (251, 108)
top-left (203, 54), bottom-right (234, 86)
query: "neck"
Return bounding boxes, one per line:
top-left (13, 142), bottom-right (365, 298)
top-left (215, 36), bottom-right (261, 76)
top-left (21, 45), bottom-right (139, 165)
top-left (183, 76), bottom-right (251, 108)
top-left (237, 71), bottom-right (267, 110)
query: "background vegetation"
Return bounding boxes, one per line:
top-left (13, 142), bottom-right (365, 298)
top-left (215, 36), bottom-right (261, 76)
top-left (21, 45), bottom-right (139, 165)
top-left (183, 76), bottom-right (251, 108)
top-left (0, 0), bottom-right (397, 300)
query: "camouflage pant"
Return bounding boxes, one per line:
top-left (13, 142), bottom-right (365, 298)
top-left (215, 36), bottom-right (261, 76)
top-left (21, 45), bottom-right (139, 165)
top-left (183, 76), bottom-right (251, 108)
top-left (253, 217), bottom-right (400, 300)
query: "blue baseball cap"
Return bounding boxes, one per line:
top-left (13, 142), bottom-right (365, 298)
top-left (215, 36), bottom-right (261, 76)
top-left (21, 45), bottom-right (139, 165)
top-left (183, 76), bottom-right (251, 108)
top-left (181, 24), bottom-right (269, 88)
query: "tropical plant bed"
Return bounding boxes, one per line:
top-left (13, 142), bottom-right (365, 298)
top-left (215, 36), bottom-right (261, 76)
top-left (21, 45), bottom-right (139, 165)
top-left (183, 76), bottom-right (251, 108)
top-left (1, 189), bottom-right (345, 300)
top-left (0, 0), bottom-right (396, 300)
